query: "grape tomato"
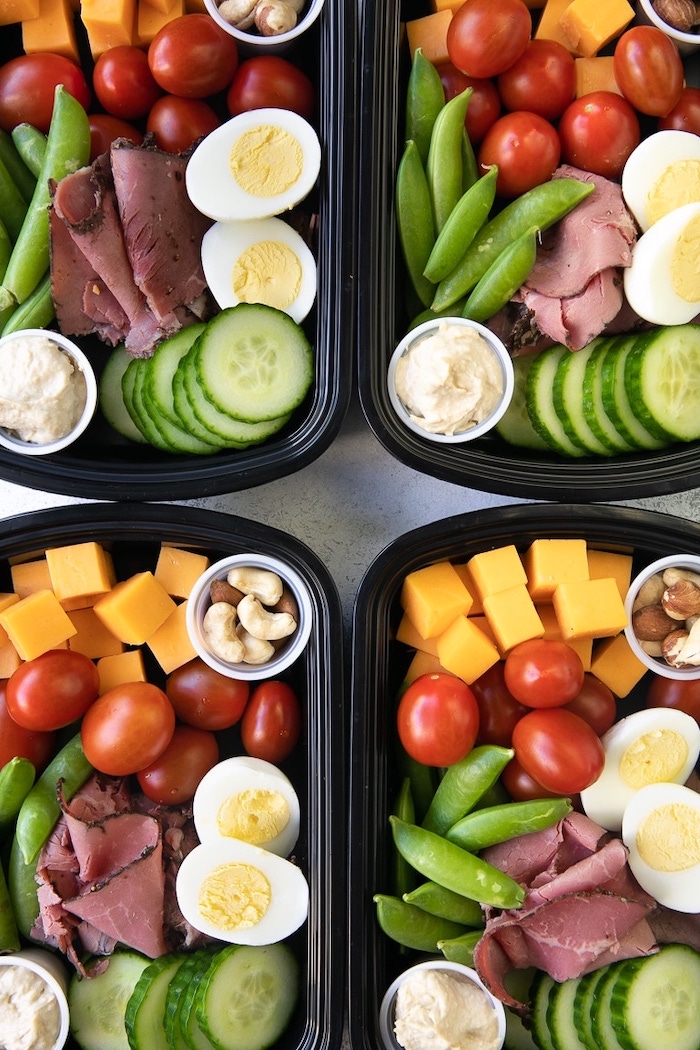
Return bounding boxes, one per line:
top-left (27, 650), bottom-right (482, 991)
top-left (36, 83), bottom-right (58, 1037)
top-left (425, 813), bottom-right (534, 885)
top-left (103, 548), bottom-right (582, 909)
top-left (504, 638), bottom-right (584, 708)
top-left (512, 707), bottom-right (605, 795)
top-left (397, 673), bottom-right (479, 767)
top-left (148, 14), bottom-right (239, 98)
top-left (613, 26), bottom-right (684, 118)
top-left (88, 114), bottom-right (143, 162)
top-left (136, 724), bottom-right (219, 805)
top-left (6, 649), bottom-right (99, 731)
top-left (0, 53), bottom-right (91, 134)
top-left (470, 662), bottom-right (529, 747)
top-left (166, 657), bottom-right (249, 731)
top-left (92, 46), bottom-right (163, 120)
top-left (478, 111), bottom-right (561, 198)
top-left (146, 95), bottom-right (220, 153)
top-left (241, 680), bottom-right (301, 764)
top-left (434, 62), bottom-right (500, 144)
top-left (557, 91), bottom-right (640, 180)
top-left (446, 0), bottom-right (531, 80)
top-left (0, 681), bottom-right (55, 771)
top-left (80, 681), bottom-right (176, 776)
top-left (496, 39), bottom-right (575, 122)
top-left (227, 56), bottom-right (315, 120)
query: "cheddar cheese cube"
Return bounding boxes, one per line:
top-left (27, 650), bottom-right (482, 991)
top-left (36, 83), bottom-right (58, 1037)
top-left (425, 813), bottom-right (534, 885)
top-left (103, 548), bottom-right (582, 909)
top-left (80, 0), bottom-right (136, 55)
top-left (147, 601), bottom-right (197, 674)
top-left (553, 577), bottom-right (628, 640)
top-left (590, 633), bottom-right (647, 697)
top-left (524, 538), bottom-right (589, 601)
top-left (559, 0), bottom-right (634, 58)
top-left (405, 10), bottom-right (453, 64)
top-left (404, 649), bottom-right (447, 684)
top-left (436, 615), bottom-right (500, 684)
top-left (467, 545), bottom-right (527, 601)
top-left (0, 590), bottom-right (77, 661)
top-left (586, 548), bottom-right (633, 603)
top-left (0, 636), bottom-right (21, 677)
top-left (429, 0), bottom-right (462, 12)
top-left (67, 607), bottom-right (125, 659)
top-left (534, 0), bottom-right (574, 50)
top-left (395, 613), bottom-right (439, 657)
top-left (575, 56), bottom-right (621, 97)
top-left (0, 0), bottom-right (40, 23)
top-left (453, 563), bottom-right (484, 615)
top-left (135, 0), bottom-right (185, 46)
top-left (155, 545), bottom-right (210, 600)
top-left (97, 649), bottom-right (147, 694)
top-left (21, 0), bottom-right (79, 61)
top-left (93, 571), bottom-right (176, 645)
top-left (536, 602), bottom-right (592, 670)
top-left (45, 541), bottom-right (116, 607)
top-left (10, 558), bottom-right (52, 598)
top-left (401, 562), bottom-right (473, 639)
top-left (483, 584), bottom-right (545, 653)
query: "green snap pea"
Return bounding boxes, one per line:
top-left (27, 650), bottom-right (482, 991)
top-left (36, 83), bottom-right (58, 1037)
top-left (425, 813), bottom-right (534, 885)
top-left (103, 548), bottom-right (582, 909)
top-left (408, 301), bottom-right (468, 331)
top-left (405, 47), bottom-right (445, 167)
top-left (15, 733), bottom-right (93, 866)
top-left (393, 777), bottom-right (416, 899)
top-left (0, 217), bottom-right (11, 281)
top-left (11, 123), bottom-right (47, 179)
top-left (0, 757), bottom-right (36, 841)
top-left (0, 154), bottom-right (29, 243)
top-left (7, 835), bottom-right (39, 940)
top-left (397, 745), bottom-right (438, 825)
top-left (438, 929), bottom-right (482, 967)
top-left (432, 176), bottom-right (596, 311)
top-left (0, 860), bottom-right (20, 952)
top-left (396, 139), bottom-right (436, 309)
top-left (426, 87), bottom-right (473, 234)
top-left (0, 128), bottom-right (36, 202)
top-left (446, 796), bottom-right (573, 853)
top-left (422, 744), bottom-right (514, 836)
top-left (461, 224), bottom-right (539, 324)
top-left (2, 271), bottom-right (55, 335)
top-left (424, 165), bottom-right (499, 283)
top-left (390, 816), bottom-right (525, 910)
top-left (374, 893), bottom-right (471, 953)
top-left (461, 129), bottom-right (478, 193)
top-left (403, 880), bottom-right (485, 927)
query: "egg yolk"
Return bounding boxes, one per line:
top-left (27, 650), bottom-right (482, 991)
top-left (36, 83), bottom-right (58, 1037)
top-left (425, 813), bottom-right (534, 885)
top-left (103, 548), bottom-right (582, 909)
top-left (229, 125), bottom-right (303, 198)
top-left (636, 802), bottom-right (700, 872)
top-left (619, 729), bottom-right (689, 790)
top-left (671, 211), bottom-right (700, 303)
top-left (217, 788), bottom-right (290, 846)
top-left (646, 160), bottom-right (700, 227)
top-left (198, 862), bottom-right (271, 930)
top-left (232, 241), bottom-right (302, 311)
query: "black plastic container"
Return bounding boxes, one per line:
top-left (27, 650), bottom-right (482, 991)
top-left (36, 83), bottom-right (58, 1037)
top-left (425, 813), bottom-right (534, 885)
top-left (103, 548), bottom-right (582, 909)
top-left (348, 502), bottom-right (700, 1050)
top-left (0, 503), bottom-right (345, 1050)
top-left (357, 0), bottom-right (700, 500)
top-left (0, 1), bottom-right (355, 501)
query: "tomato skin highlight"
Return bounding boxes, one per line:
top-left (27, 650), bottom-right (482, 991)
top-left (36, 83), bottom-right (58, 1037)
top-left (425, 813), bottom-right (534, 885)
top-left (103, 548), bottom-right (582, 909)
top-left (397, 673), bottom-right (480, 768)
top-left (0, 681), bottom-right (55, 771)
top-left (226, 56), bottom-right (315, 120)
top-left (148, 14), bottom-right (238, 98)
top-left (146, 95), bottom-right (220, 152)
top-left (6, 650), bottom-right (99, 731)
top-left (512, 707), bottom-right (605, 794)
top-left (646, 676), bottom-right (700, 724)
top-left (558, 91), bottom-right (640, 180)
top-left (447, 0), bottom-right (531, 80)
top-left (613, 26), bottom-right (684, 118)
top-left (136, 724), bottom-right (219, 804)
top-left (478, 111), bottom-right (561, 198)
top-left (0, 54), bottom-right (91, 134)
top-left (241, 680), bottom-right (301, 764)
top-left (80, 681), bottom-right (175, 776)
top-left (504, 639), bottom-right (584, 708)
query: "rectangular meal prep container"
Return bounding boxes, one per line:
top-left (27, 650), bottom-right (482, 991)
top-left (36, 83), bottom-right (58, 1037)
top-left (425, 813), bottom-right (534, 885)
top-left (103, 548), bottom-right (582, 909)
top-left (347, 501), bottom-right (700, 1050)
top-left (0, 0), bottom-right (356, 501)
top-left (0, 502), bottom-right (346, 1050)
top-left (356, 0), bottom-right (700, 500)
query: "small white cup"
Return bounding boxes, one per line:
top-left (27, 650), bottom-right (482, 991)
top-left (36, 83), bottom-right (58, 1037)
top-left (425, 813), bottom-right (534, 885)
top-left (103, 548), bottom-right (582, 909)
top-left (624, 554), bottom-right (700, 680)
top-left (203, 0), bottom-right (325, 53)
top-left (636, 0), bottom-right (700, 55)
top-left (0, 949), bottom-right (70, 1050)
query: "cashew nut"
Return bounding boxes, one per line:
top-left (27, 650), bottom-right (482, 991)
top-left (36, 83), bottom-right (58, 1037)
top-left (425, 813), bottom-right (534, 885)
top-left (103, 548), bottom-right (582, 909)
top-left (255, 0), bottom-right (297, 34)
top-left (226, 567), bottom-right (283, 606)
top-left (236, 625), bottom-right (276, 664)
top-left (237, 592), bottom-right (297, 641)
top-left (217, 0), bottom-right (258, 26)
top-left (202, 602), bottom-right (245, 663)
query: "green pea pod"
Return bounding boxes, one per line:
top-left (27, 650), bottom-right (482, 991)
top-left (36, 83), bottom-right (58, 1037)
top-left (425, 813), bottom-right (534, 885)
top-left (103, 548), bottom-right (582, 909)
top-left (407, 301), bottom-right (468, 332)
top-left (397, 736), bottom-right (438, 825)
top-left (0, 757), bottom-right (36, 841)
top-left (0, 128), bottom-right (36, 201)
top-left (0, 860), bottom-right (20, 952)
top-left (446, 796), bottom-right (573, 853)
top-left (403, 881), bottom-right (484, 927)
top-left (2, 271), bottom-right (55, 336)
top-left (15, 733), bottom-right (93, 866)
top-left (7, 835), bottom-right (39, 940)
top-left (0, 154), bottom-right (28, 243)
top-left (0, 217), bottom-right (11, 282)
top-left (438, 929), bottom-right (482, 967)
top-left (390, 816), bottom-right (525, 910)
top-left (422, 744), bottom-right (514, 836)
top-left (424, 165), bottom-right (499, 283)
top-left (374, 894), bottom-right (470, 953)
top-left (396, 139), bottom-right (436, 309)
top-left (11, 123), bottom-right (47, 179)
top-left (405, 47), bottom-right (445, 167)
top-left (0, 85), bottom-right (90, 311)
top-left (462, 224), bottom-right (539, 324)
top-left (392, 777), bottom-right (416, 899)
top-left (432, 176), bottom-right (596, 311)
top-left (461, 128), bottom-right (478, 193)
top-left (426, 87), bottom-right (473, 234)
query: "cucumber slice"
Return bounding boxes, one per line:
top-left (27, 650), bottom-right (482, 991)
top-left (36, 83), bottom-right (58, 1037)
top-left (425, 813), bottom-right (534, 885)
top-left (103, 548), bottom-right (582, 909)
top-left (609, 944), bottom-right (700, 1050)
top-left (69, 950), bottom-right (151, 1050)
top-left (581, 338), bottom-right (635, 454)
top-left (125, 357), bottom-right (218, 456)
top-left (99, 346), bottom-right (148, 444)
top-left (572, 967), bottom-right (608, 1050)
top-left (495, 353), bottom-right (550, 451)
top-left (125, 952), bottom-right (186, 1050)
top-left (599, 336), bottom-right (668, 451)
top-left (525, 345), bottom-right (588, 458)
top-left (503, 968), bottom-right (538, 1050)
top-left (591, 963), bottom-right (627, 1050)
top-left (552, 338), bottom-right (614, 457)
top-left (530, 971), bottom-right (558, 1050)
top-left (195, 303), bottom-right (313, 423)
top-left (545, 974), bottom-right (589, 1050)
top-left (164, 948), bottom-right (216, 1050)
top-left (121, 358), bottom-right (150, 443)
top-left (144, 323), bottom-right (206, 427)
top-left (172, 363), bottom-right (234, 448)
top-left (194, 942), bottom-right (299, 1050)
top-left (624, 324), bottom-right (700, 442)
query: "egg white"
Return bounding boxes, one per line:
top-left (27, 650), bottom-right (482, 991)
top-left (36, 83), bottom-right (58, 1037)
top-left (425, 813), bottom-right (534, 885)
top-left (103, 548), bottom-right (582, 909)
top-left (193, 755), bottom-right (301, 857)
top-left (201, 218), bottom-right (317, 323)
top-left (623, 201), bottom-right (700, 327)
top-left (622, 781), bottom-right (700, 913)
top-left (185, 108), bottom-right (321, 222)
top-left (622, 130), bottom-right (700, 231)
top-left (175, 839), bottom-right (309, 944)
top-left (579, 707), bottom-right (700, 832)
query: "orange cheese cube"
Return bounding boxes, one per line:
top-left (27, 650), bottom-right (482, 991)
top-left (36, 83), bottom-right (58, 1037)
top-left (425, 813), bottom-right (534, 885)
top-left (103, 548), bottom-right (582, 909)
top-left (0, 636), bottom-right (21, 677)
top-left (46, 541), bottom-right (116, 607)
top-left (453, 563), bottom-right (484, 615)
top-left (0, 590), bottom-right (77, 661)
top-left (155, 545), bottom-right (210, 600)
top-left (436, 615), bottom-right (500, 684)
top-left (586, 548), bottom-right (633, 603)
top-left (22, 0), bottom-right (79, 60)
top-left (10, 558), bottom-right (52, 598)
top-left (80, 0), bottom-right (136, 55)
top-left (553, 577), bottom-right (628, 640)
top-left (575, 56), bottom-right (621, 97)
top-left (67, 607), bottom-right (125, 659)
top-left (401, 562), bottom-right (473, 639)
top-left (135, 0), bottom-right (185, 45)
top-left (590, 633), bottom-right (647, 697)
top-left (405, 10), bottom-right (453, 64)
top-left (524, 538), bottom-right (589, 601)
top-left (97, 649), bottom-right (147, 694)
top-left (467, 545), bottom-right (527, 601)
top-left (0, 0), bottom-right (40, 22)
top-left (184, 0), bottom-right (206, 10)
top-left (483, 584), bottom-right (545, 653)
top-left (559, 0), bottom-right (634, 58)
top-left (147, 601), bottom-right (197, 674)
top-left (534, 0), bottom-right (574, 50)
top-left (94, 571), bottom-right (176, 645)
top-left (429, 0), bottom-right (462, 11)
top-left (537, 603), bottom-right (592, 670)
top-left (404, 649), bottom-right (447, 684)
top-left (395, 613), bottom-right (439, 656)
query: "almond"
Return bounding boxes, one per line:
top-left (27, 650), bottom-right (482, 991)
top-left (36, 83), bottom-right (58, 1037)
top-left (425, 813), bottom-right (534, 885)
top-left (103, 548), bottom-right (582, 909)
top-left (632, 603), bottom-right (679, 641)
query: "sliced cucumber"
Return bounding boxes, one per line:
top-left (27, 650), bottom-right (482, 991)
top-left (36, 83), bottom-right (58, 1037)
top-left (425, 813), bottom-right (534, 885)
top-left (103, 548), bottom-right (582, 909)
top-left (194, 304), bottom-right (314, 423)
top-left (599, 336), bottom-right (668, 451)
top-left (552, 338), bottom-right (614, 457)
top-left (581, 338), bottom-right (635, 455)
top-left (125, 952), bottom-right (186, 1050)
top-left (608, 944), bottom-right (700, 1050)
top-left (624, 324), bottom-right (700, 443)
top-left (99, 346), bottom-right (148, 444)
top-left (144, 323), bottom-right (206, 427)
top-left (572, 967), bottom-right (608, 1050)
top-left (69, 950), bottom-right (151, 1050)
top-left (164, 948), bottom-right (216, 1050)
top-left (121, 358), bottom-right (150, 443)
top-left (525, 344), bottom-right (587, 458)
top-left (545, 974), bottom-right (589, 1050)
top-left (591, 963), bottom-right (627, 1050)
top-left (495, 353), bottom-right (550, 451)
top-left (172, 363), bottom-right (233, 448)
top-left (530, 971), bottom-right (558, 1050)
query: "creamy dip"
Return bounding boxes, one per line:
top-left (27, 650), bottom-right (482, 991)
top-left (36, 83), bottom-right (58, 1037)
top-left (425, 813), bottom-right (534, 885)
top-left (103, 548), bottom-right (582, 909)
top-left (0, 964), bottom-right (61, 1050)
top-left (0, 334), bottom-right (87, 445)
top-left (394, 969), bottom-right (501, 1050)
top-left (394, 323), bottom-right (504, 436)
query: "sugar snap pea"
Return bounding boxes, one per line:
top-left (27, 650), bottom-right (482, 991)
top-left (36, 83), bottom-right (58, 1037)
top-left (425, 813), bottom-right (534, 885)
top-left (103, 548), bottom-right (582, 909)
top-left (426, 87), bottom-right (473, 234)
top-left (392, 777), bottom-right (416, 898)
top-left (0, 128), bottom-right (36, 201)
top-left (446, 796), bottom-right (572, 853)
top-left (438, 930), bottom-right (482, 967)
top-left (396, 139), bottom-right (436, 309)
top-left (398, 745), bottom-right (438, 824)
top-left (0, 757), bottom-right (36, 841)
top-left (390, 816), bottom-right (525, 909)
top-left (405, 47), bottom-right (445, 167)
top-left (0, 154), bottom-right (28, 243)
top-left (0, 860), bottom-right (20, 952)
top-left (432, 176), bottom-right (596, 311)
top-left (11, 123), bottom-right (48, 179)
top-left (403, 880), bottom-right (484, 927)
top-left (422, 744), bottom-right (514, 836)
top-left (461, 128), bottom-right (478, 193)
top-left (461, 224), bottom-right (539, 324)
top-left (2, 271), bottom-right (55, 335)
top-left (374, 893), bottom-right (471, 952)
top-left (424, 165), bottom-right (498, 283)
top-left (7, 835), bottom-right (39, 940)
top-left (0, 217), bottom-right (11, 280)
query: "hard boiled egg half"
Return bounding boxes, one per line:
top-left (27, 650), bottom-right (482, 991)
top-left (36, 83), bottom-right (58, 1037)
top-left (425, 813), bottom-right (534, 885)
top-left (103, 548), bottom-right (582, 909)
top-left (201, 218), bottom-right (317, 324)
top-left (623, 201), bottom-right (700, 326)
top-left (186, 108), bottom-right (321, 222)
top-left (622, 130), bottom-right (700, 232)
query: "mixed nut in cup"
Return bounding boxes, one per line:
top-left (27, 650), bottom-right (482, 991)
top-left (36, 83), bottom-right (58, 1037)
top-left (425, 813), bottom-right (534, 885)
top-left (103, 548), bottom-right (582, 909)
top-left (625, 554), bottom-right (700, 679)
top-left (203, 0), bottom-right (325, 50)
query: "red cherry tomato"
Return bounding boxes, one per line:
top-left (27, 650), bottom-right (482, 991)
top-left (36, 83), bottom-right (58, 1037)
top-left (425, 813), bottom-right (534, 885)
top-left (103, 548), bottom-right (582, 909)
top-left (558, 91), bottom-right (640, 180)
top-left (88, 114), bottom-right (143, 162)
top-left (613, 26), bottom-right (684, 118)
top-left (512, 707), bottom-right (605, 794)
top-left (165, 657), bottom-right (249, 731)
top-left (240, 680), bottom-right (301, 764)
top-left (434, 62), bottom-right (501, 144)
top-left (0, 53), bottom-right (91, 134)
top-left (136, 724), bottom-right (219, 804)
top-left (470, 662), bottom-right (529, 747)
top-left (478, 111), bottom-right (561, 197)
top-left (447, 0), bottom-right (531, 79)
top-left (92, 46), bottom-right (163, 120)
top-left (504, 639), bottom-right (584, 708)
top-left (6, 650), bottom-right (99, 731)
top-left (646, 676), bottom-right (700, 724)
top-left (562, 673), bottom-right (617, 736)
top-left (497, 39), bottom-right (576, 122)
top-left (397, 673), bottom-right (480, 767)
top-left (501, 754), bottom-right (563, 801)
top-left (146, 95), bottom-right (220, 153)
top-left (80, 681), bottom-right (175, 776)
top-left (658, 87), bottom-right (700, 134)
top-left (148, 14), bottom-right (238, 98)
top-left (0, 681), bottom-right (55, 771)
top-left (226, 56), bottom-right (315, 120)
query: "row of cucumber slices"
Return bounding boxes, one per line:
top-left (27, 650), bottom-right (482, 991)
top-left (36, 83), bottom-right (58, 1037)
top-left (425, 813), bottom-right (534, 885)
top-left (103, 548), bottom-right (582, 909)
top-left (496, 325), bottom-right (700, 457)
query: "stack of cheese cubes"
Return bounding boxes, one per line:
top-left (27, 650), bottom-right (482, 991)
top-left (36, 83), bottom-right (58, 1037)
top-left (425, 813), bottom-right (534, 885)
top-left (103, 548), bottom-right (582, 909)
top-left (398, 538), bottom-right (648, 698)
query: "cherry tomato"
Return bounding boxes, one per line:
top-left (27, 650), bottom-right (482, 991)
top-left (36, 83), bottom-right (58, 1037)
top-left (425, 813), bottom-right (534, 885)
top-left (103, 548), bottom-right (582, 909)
top-left (478, 111), bottom-right (561, 198)
top-left (88, 114), bottom-right (143, 162)
top-left (470, 662), bottom-right (529, 747)
top-left (558, 91), bottom-right (640, 181)
top-left (148, 14), bottom-right (238, 98)
top-left (613, 26), bottom-right (684, 118)
top-left (658, 87), bottom-right (700, 134)
top-left (80, 681), bottom-right (175, 776)
top-left (241, 680), bottom-right (301, 764)
top-left (166, 657), bottom-right (249, 731)
top-left (434, 62), bottom-right (501, 144)
top-left (562, 673), bottom-right (617, 736)
top-left (646, 676), bottom-right (700, 724)
top-left (0, 681), bottom-right (55, 770)
top-left (447, 0), bottom-right (531, 79)
top-left (136, 724), bottom-right (219, 804)
top-left (146, 95), bottom-right (220, 153)
top-left (501, 754), bottom-right (563, 801)
top-left (6, 650), bottom-right (99, 731)
top-left (504, 639), bottom-right (584, 708)
top-left (397, 673), bottom-right (480, 767)
top-left (497, 39), bottom-right (576, 122)
top-left (92, 46), bottom-right (163, 120)
top-left (512, 707), bottom-right (605, 794)
top-left (226, 56), bottom-right (315, 120)
top-left (0, 53), bottom-right (91, 134)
